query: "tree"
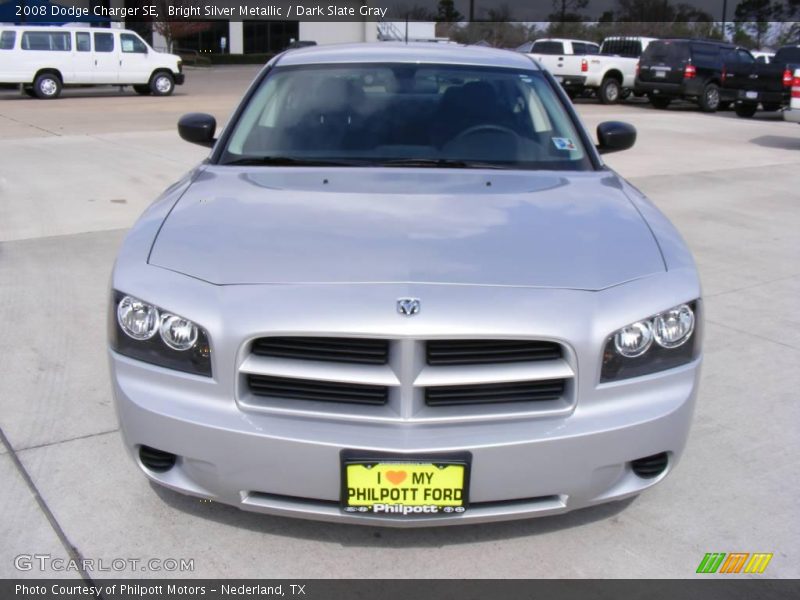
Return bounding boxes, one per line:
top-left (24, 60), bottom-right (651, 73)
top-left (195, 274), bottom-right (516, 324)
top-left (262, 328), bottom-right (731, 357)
top-left (437, 0), bottom-right (463, 22)
top-left (733, 0), bottom-right (783, 48)
top-left (152, 1), bottom-right (210, 52)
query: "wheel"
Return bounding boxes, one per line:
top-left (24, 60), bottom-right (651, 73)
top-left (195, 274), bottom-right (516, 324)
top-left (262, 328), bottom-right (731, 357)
top-left (133, 85), bottom-right (152, 96)
top-left (761, 102), bottom-right (781, 112)
top-left (699, 83), bottom-right (721, 112)
top-left (33, 73), bottom-right (61, 99)
top-left (718, 101), bottom-right (731, 111)
top-left (649, 95), bottom-right (671, 109)
top-left (149, 72), bottom-right (174, 96)
top-left (735, 103), bottom-right (758, 118)
top-left (599, 77), bottom-right (622, 104)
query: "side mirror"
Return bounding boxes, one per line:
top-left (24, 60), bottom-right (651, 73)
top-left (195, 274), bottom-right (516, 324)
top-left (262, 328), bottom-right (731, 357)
top-left (596, 121), bottom-right (636, 155)
top-left (178, 113), bottom-right (216, 148)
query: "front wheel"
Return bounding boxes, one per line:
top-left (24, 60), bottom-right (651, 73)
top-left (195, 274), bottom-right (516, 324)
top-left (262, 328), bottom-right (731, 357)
top-left (699, 83), bottom-right (720, 112)
top-left (33, 73), bottom-right (62, 99)
top-left (149, 72), bottom-right (175, 96)
top-left (599, 77), bottom-right (622, 104)
top-left (735, 103), bottom-right (758, 118)
top-left (133, 85), bottom-right (151, 96)
top-left (649, 95), bottom-right (671, 109)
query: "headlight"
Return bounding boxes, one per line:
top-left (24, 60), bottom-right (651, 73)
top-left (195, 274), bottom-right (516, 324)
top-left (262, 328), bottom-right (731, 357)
top-left (601, 301), bottom-right (699, 382)
top-left (110, 292), bottom-right (212, 376)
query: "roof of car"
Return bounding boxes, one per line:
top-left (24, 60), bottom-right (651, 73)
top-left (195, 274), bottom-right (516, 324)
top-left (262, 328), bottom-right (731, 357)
top-left (275, 42), bottom-right (542, 70)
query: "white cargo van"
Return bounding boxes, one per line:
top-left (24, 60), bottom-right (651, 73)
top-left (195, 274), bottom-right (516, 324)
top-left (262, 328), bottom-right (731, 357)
top-left (0, 25), bottom-right (184, 99)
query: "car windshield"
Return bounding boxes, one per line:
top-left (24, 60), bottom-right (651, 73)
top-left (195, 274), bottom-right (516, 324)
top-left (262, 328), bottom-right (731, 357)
top-left (220, 63), bottom-right (592, 171)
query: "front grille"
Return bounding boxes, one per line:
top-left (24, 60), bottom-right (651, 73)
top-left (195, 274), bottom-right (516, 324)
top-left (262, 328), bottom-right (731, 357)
top-left (631, 452), bottom-right (669, 478)
top-left (247, 374), bottom-right (388, 405)
top-left (425, 379), bottom-right (566, 407)
top-left (251, 337), bottom-right (389, 365)
top-left (426, 339), bottom-right (562, 366)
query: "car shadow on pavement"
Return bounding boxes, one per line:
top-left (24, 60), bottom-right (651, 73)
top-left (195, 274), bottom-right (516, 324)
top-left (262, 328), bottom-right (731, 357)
top-left (749, 135), bottom-right (800, 151)
top-left (150, 482), bottom-right (637, 547)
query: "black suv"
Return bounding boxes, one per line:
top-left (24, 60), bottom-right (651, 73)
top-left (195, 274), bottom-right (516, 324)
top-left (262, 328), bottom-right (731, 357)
top-left (635, 39), bottom-right (745, 111)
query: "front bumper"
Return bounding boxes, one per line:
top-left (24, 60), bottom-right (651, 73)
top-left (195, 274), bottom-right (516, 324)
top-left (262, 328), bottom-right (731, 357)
top-left (111, 349), bottom-right (701, 527)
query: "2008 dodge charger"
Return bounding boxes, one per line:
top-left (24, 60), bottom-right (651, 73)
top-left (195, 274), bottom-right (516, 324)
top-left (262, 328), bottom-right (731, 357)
top-left (109, 43), bottom-right (702, 526)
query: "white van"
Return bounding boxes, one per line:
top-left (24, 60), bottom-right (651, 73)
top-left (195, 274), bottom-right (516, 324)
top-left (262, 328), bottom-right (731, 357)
top-left (0, 25), bottom-right (184, 99)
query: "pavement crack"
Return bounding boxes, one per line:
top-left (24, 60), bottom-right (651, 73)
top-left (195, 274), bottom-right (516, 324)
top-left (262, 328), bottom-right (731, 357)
top-left (705, 318), bottom-right (800, 352)
top-left (0, 112), bottom-right (62, 137)
top-left (704, 272), bottom-right (800, 298)
top-left (16, 428), bottom-right (120, 453)
top-left (0, 426), bottom-right (102, 589)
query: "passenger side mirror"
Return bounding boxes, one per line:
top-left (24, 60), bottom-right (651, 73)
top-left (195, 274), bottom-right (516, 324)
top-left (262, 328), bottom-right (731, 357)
top-left (178, 113), bottom-right (217, 147)
top-left (596, 121), bottom-right (636, 155)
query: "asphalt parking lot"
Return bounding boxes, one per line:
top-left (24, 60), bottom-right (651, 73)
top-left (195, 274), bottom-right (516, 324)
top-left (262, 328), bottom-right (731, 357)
top-left (1, 65), bottom-right (798, 579)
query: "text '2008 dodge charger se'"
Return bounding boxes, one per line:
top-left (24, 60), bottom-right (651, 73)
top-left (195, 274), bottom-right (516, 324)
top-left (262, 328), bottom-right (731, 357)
top-left (109, 43), bottom-right (702, 526)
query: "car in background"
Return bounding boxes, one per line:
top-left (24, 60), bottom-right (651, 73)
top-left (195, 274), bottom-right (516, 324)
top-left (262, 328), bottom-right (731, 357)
top-left (109, 43), bottom-right (703, 527)
top-left (752, 51), bottom-right (775, 64)
top-left (0, 25), bottom-right (183, 99)
top-left (725, 45), bottom-right (800, 118)
top-left (785, 68), bottom-right (800, 124)
top-left (635, 39), bottom-right (745, 112)
top-left (581, 36), bottom-right (657, 103)
top-left (525, 38), bottom-right (600, 97)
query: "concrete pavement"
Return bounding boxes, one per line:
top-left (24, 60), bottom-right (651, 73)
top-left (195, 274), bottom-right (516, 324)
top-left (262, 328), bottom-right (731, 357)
top-left (0, 67), bottom-right (798, 579)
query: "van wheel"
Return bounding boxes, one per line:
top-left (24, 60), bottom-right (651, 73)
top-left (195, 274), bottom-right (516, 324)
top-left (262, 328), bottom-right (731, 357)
top-left (133, 85), bottom-right (152, 96)
top-left (150, 72), bottom-right (174, 96)
top-left (761, 102), bottom-right (781, 112)
top-left (735, 103), bottom-right (758, 118)
top-left (699, 83), bottom-right (720, 112)
top-left (649, 95), bottom-right (671, 109)
top-left (33, 73), bottom-right (62, 99)
top-left (599, 77), bottom-right (621, 104)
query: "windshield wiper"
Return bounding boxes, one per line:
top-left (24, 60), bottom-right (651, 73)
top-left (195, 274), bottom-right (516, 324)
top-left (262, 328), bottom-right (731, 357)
top-left (222, 156), bottom-right (363, 167)
top-left (377, 158), bottom-right (510, 169)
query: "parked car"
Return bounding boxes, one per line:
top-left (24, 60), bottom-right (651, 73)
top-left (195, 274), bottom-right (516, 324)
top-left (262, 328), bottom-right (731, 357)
top-left (752, 51), bottom-right (775, 64)
top-left (635, 39), bottom-right (745, 112)
top-left (109, 43), bottom-right (703, 526)
top-left (525, 38), bottom-right (601, 97)
top-left (725, 45), bottom-right (800, 118)
top-left (0, 25), bottom-right (183, 99)
top-left (785, 68), bottom-right (800, 124)
top-left (577, 36), bottom-right (657, 103)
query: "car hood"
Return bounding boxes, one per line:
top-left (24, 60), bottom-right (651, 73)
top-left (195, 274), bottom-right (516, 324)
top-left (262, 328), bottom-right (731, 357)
top-left (148, 167), bottom-right (665, 290)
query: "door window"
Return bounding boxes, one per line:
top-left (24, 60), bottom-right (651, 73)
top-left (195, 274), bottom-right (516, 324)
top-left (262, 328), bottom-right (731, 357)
top-left (0, 31), bottom-right (15, 50)
top-left (94, 33), bottom-right (114, 53)
top-left (76, 32), bottom-right (90, 52)
top-left (120, 34), bottom-right (147, 54)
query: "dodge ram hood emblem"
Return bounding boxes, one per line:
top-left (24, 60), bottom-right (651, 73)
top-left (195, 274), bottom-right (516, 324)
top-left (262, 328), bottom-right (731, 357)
top-left (397, 298), bottom-right (421, 316)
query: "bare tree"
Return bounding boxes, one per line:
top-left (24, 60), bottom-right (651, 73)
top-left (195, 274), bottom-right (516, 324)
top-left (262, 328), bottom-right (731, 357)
top-left (152, 1), bottom-right (211, 52)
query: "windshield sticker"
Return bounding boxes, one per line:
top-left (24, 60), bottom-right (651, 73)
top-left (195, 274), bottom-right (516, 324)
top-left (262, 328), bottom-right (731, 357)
top-left (552, 138), bottom-right (576, 151)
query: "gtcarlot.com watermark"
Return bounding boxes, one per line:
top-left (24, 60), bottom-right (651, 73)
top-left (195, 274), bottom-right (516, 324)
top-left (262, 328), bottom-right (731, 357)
top-left (14, 554), bottom-right (195, 573)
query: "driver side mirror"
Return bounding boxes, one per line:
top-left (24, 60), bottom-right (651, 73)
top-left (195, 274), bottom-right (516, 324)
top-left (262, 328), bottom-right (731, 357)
top-left (596, 121), bottom-right (636, 154)
top-left (178, 113), bottom-right (217, 148)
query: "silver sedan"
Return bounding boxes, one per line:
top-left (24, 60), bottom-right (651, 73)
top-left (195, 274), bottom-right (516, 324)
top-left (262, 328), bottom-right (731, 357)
top-left (109, 43), bottom-right (702, 526)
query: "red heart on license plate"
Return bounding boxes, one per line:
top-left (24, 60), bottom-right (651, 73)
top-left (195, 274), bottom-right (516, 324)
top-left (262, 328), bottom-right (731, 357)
top-left (386, 470), bottom-right (407, 485)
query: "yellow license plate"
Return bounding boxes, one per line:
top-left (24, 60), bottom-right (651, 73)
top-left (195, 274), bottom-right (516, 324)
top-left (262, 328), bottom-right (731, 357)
top-left (343, 461), bottom-right (468, 515)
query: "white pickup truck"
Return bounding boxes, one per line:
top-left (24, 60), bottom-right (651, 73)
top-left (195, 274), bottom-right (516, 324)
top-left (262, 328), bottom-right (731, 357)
top-left (528, 36), bottom-right (656, 104)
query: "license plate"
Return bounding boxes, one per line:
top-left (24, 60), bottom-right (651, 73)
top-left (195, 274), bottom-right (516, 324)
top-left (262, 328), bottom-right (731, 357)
top-left (746, 91), bottom-right (758, 100)
top-left (342, 460), bottom-right (468, 516)
top-left (655, 71), bottom-right (666, 78)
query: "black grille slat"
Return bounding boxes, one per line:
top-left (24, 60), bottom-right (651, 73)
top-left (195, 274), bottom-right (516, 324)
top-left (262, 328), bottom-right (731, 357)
top-left (426, 340), bottom-right (562, 366)
top-left (631, 453), bottom-right (669, 478)
top-left (425, 379), bottom-right (565, 407)
top-left (247, 375), bottom-right (388, 405)
top-left (252, 337), bottom-right (389, 365)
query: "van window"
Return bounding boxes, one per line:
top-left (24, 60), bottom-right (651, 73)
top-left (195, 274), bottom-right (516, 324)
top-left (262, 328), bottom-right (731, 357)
top-left (120, 34), bottom-right (147, 54)
top-left (94, 32), bottom-right (114, 53)
top-left (76, 32), bottom-right (91, 52)
top-left (21, 31), bottom-right (71, 51)
top-left (0, 31), bottom-right (15, 50)
top-left (532, 41), bottom-right (564, 55)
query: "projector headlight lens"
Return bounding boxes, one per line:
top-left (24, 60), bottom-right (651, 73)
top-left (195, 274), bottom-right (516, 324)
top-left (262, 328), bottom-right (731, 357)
top-left (117, 296), bottom-right (160, 340)
top-left (613, 321), bottom-right (653, 358)
top-left (653, 304), bottom-right (695, 349)
top-left (159, 314), bottom-right (199, 351)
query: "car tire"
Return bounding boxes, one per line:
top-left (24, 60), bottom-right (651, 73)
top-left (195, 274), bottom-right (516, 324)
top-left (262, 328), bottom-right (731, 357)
top-left (699, 83), bottom-right (720, 112)
top-left (735, 103), bottom-right (758, 118)
top-left (133, 85), bottom-right (152, 96)
top-left (33, 73), bottom-right (62, 99)
top-left (599, 77), bottom-right (622, 104)
top-left (761, 102), bottom-right (781, 112)
top-left (149, 72), bottom-right (175, 96)
top-left (649, 95), bottom-right (671, 109)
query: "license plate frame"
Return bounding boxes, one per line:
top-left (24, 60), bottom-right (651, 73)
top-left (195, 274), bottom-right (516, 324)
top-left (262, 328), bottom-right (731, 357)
top-left (340, 450), bottom-right (471, 516)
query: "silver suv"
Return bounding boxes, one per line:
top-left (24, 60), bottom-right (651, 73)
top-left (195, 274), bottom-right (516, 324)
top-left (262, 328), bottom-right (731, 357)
top-left (109, 43), bottom-right (702, 526)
